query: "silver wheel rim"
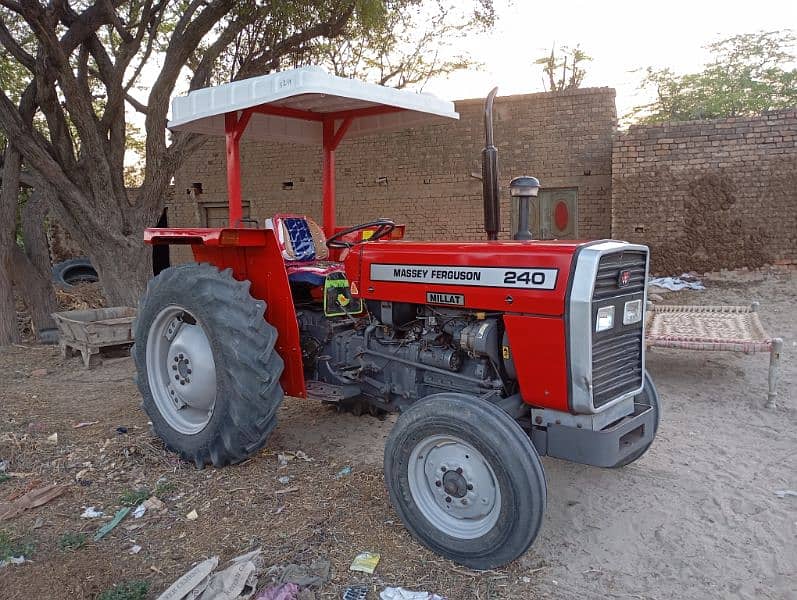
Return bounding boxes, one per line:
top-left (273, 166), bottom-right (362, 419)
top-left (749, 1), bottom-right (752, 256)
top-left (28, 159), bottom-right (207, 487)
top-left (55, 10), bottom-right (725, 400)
top-left (145, 306), bottom-right (216, 435)
top-left (408, 434), bottom-right (501, 540)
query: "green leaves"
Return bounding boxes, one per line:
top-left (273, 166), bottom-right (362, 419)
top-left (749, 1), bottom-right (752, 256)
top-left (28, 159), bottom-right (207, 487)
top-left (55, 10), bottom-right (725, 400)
top-left (212, 1), bottom-right (495, 89)
top-left (57, 532), bottom-right (87, 552)
top-left (97, 580), bottom-right (149, 600)
top-left (630, 30), bottom-right (797, 123)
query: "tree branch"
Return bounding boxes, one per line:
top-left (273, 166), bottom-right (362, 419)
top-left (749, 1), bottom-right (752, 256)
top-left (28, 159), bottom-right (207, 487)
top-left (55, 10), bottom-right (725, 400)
top-left (144, 0), bottom-right (235, 191)
top-left (0, 18), bottom-right (34, 70)
top-left (236, 4), bottom-right (356, 80)
top-left (0, 88), bottom-right (107, 236)
top-left (125, 93), bottom-right (149, 115)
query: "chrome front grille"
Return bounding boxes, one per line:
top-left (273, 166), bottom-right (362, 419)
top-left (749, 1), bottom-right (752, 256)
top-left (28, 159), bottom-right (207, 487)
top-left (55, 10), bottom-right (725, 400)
top-left (590, 250), bottom-right (647, 408)
top-left (568, 242), bottom-right (649, 415)
top-left (593, 250), bottom-right (647, 300)
top-left (591, 329), bottom-right (644, 408)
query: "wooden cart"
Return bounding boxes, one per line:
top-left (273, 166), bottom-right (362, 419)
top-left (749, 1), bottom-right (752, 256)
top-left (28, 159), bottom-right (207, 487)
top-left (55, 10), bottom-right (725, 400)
top-left (51, 307), bottom-right (136, 368)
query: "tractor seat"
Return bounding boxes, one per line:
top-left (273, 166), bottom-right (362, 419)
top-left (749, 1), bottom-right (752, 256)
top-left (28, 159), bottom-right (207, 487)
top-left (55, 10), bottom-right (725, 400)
top-left (266, 214), bottom-right (344, 286)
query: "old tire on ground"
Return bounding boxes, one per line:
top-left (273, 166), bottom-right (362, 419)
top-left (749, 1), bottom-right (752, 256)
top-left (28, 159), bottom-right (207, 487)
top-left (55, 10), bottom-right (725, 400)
top-left (52, 257), bottom-right (99, 287)
top-left (611, 371), bottom-right (660, 468)
top-left (384, 393), bottom-right (546, 570)
top-left (132, 263), bottom-right (284, 468)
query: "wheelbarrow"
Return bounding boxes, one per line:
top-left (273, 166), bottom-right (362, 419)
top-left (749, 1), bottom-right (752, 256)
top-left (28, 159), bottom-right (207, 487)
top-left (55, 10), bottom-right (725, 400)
top-left (51, 307), bottom-right (136, 368)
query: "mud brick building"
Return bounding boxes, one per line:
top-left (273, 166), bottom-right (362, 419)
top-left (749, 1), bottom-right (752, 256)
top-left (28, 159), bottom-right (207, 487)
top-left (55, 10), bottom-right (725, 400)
top-left (170, 87), bottom-right (616, 246)
top-left (612, 110), bottom-right (797, 273)
top-left (170, 88), bottom-right (796, 273)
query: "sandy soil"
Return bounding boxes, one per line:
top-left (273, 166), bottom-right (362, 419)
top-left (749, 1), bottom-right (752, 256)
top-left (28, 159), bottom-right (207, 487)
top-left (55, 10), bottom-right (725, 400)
top-left (1, 270), bottom-right (795, 599)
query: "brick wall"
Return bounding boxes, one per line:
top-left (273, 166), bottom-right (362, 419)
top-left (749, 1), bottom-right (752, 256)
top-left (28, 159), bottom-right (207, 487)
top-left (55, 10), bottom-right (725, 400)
top-left (170, 87), bottom-right (616, 260)
top-left (612, 110), bottom-right (797, 273)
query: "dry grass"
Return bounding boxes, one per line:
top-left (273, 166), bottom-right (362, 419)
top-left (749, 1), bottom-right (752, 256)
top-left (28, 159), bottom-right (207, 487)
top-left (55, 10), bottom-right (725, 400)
top-left (54, 282), bottom-right (107, 311)
top-left (0, 346), bottom-right (540, 599)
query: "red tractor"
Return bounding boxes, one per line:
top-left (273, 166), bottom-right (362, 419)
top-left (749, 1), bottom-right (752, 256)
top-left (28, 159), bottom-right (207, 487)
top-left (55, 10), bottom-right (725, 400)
top-left (134, 67), bottom-right (658, 569)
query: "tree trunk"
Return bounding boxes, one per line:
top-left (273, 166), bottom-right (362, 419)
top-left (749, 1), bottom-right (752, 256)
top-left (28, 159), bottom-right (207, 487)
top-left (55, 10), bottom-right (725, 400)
top-left (88, 233), bottom-right (152, 307)
top-left (11, 246), bottom-right (58, 342)
top-left (19, 190), bottom-right (58, 340)
top-left (0, 146), bottom-right (21, 346)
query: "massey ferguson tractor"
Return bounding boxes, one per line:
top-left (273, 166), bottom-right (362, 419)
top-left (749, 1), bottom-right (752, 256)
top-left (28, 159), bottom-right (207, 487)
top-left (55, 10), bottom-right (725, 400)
top-left (134, 67), bottom-right (659, 569)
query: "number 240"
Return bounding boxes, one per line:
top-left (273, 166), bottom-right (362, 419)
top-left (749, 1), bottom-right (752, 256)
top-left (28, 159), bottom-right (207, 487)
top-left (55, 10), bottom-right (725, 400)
top-left (504, 271), bottom-right (545, 285)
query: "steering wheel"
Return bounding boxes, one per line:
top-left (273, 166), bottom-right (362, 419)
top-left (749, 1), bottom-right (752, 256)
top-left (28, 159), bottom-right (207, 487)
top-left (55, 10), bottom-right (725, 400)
top-left (326, 219), bottom-right (396, 249)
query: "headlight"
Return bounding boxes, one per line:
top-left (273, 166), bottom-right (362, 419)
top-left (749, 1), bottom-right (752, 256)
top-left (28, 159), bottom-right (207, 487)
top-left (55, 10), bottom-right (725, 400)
top-left (623, 299), bottom-right (643, 325)
top-left (596, 305), bottom-right (615, 332)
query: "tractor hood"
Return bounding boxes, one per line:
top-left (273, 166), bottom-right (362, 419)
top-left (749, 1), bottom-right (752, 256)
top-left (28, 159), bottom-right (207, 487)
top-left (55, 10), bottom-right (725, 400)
top-left (344, 239), bottom-right (595, 317)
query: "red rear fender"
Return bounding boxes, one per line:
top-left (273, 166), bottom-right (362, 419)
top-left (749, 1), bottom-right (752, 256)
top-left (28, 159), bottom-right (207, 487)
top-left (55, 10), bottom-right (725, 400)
top-left (145, 227), bottom-right (305, 398)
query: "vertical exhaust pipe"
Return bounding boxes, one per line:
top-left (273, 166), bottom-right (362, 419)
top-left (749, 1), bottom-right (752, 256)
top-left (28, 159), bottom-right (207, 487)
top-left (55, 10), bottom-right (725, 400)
top-left (482, 87), bottom-right (500, 240)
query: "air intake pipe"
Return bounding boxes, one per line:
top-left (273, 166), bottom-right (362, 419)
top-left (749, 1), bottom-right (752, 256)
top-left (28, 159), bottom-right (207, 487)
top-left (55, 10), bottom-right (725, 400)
top-left (482, 87), bottom-right (500, 240)
top-left (509, 176), bottom-right (541, 240)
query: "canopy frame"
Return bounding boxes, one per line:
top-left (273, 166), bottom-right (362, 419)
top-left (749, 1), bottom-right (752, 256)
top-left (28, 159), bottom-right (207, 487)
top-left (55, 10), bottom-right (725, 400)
top-left (224, 103), bottom-right (408, 236)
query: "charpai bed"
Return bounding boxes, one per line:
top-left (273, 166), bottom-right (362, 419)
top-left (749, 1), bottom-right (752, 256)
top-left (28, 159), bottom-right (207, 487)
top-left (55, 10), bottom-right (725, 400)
top-left (645, 302), bottom-right (783, 407)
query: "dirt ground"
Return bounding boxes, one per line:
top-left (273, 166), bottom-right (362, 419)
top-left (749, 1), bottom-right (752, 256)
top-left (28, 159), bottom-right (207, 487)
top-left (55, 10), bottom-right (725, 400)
top-left (1, 270), bottom-right (795, 600)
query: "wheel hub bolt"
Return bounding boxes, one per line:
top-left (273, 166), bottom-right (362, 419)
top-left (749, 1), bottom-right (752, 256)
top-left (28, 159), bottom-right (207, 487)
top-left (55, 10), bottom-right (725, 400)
top-left (445, 496), bottom-right (451, 503)
top-left (467, 483), bottom-right (473, 491)
top-left (456, 467), bottom-right (463, 474)
top-left (435, 481), bottom-right (441, 487)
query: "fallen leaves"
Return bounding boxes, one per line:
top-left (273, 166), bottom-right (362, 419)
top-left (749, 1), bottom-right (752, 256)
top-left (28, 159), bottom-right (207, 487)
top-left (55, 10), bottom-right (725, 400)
top-left (0, 483), bottom-right (68, 521)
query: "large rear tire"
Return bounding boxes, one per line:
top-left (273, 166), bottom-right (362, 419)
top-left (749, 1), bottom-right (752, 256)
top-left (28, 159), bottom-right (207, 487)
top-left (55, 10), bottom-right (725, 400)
top-left (384, 393), bottom-right (546, 570)
top-left (132, 263), bottom-right (284, 468)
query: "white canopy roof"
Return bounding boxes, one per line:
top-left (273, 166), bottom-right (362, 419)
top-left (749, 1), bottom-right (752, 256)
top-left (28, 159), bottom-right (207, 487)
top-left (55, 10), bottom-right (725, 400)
top-left (168, 66), bottom-right (459, 145)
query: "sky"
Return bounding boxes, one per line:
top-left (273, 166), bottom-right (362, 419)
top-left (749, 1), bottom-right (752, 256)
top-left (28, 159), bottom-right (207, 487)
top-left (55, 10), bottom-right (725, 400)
top-left (128, 0), bottom-right (796, 168)
top-left (420, 0), bottom-right (797, 118)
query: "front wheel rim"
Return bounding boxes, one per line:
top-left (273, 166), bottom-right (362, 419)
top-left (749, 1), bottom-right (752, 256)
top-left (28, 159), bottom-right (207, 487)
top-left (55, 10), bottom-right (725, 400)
top-left (408, 434), bottom-right (502, 540)
top-left (145, 306), bottom-right (216, 435)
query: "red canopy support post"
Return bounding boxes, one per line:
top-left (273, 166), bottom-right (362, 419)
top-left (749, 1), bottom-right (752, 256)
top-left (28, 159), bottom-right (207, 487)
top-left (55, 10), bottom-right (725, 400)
top-left (321, 117), bottom-right (353, 237)
top-left (225, 111), bottom-right (243, 227)
top-left (322, 119), bottom-right (336, 237)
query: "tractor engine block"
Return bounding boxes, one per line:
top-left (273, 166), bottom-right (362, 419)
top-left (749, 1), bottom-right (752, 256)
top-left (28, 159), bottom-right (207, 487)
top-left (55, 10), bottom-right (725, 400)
top-left (297, 304), bottom-right (505, 411)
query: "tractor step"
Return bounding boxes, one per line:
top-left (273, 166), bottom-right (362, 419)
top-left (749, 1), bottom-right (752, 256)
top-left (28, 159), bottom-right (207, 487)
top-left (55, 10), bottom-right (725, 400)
top-left (306, 380), bottom-right (361, 403)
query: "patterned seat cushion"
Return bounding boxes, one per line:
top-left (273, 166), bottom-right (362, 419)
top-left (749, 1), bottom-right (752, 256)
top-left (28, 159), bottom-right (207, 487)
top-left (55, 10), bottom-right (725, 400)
top-left (286, 261), bottom-right (345, 286)
top-left (267, 215), bottom-right (343, 286)
top-left (269, 214), bottom-right (330, 262)
top-left (281, 217), bottom-right (316, 262)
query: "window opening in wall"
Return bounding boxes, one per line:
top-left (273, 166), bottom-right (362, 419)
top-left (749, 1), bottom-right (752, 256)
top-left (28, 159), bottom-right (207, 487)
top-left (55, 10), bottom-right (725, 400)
top-left (200, 202), bottom-right (251, 228)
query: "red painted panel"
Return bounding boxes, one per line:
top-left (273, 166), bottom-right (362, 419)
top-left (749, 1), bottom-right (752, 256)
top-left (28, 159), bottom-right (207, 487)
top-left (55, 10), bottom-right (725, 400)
top-left (145, 228), bottom-right (269, 246)
top-left (554, 201), bottom-right (569, 232)
top-left (503, 314), bottom-right (569, 410)
top-left (190, 230), bottom-right (305, 398)
top-left (344, 239), bottom-right (581, 316)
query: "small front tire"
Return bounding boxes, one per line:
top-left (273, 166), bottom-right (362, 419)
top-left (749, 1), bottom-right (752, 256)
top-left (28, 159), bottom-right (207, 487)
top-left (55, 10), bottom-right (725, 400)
top-left (384, 393), bottom-right (546, 570)
top-left (611, 371), bottom-right (660, 468)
